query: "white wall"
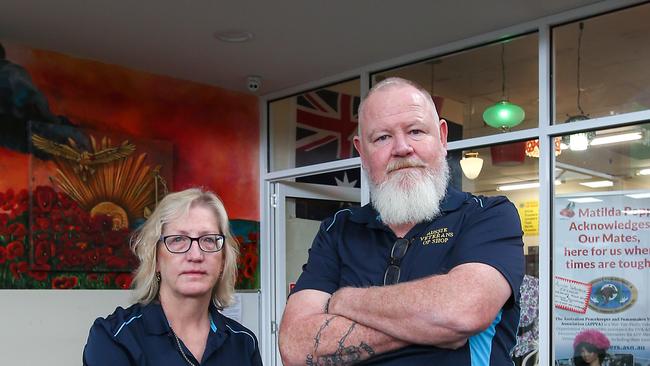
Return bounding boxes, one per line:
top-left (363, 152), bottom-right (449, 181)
top-left (0, 290), bottom-right (133, 366)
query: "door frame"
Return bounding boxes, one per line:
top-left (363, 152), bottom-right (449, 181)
top-left (270, 181), bottom-right (360, 366)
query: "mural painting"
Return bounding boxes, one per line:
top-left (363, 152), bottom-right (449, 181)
top-left (0, 42), bottom-right (260, 289)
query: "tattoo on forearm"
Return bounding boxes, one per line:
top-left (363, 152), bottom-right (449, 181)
top-left (313, 316), bottom-right (337, 353)
top-left (359, 342), bottom-right (375, 357)
top-left (324, 298), bottom-right (331, 314)
top-left (337, 323), bottom-right (356, 349)
top-left (305, 322), bottom-right (376, 366)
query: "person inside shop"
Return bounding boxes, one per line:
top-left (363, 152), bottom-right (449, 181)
top-left (83, 188), bottom-right (262, 366)
top-left (279, 77), bottom-right (525, 365)
top-left (573, 329), bottom-right (612, 366)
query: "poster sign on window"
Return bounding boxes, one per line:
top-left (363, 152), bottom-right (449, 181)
top-left (554, 192), bottom-right (649, 365)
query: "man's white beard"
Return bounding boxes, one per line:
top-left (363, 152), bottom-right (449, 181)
top-left (368, 157), bottom-right (450, 226)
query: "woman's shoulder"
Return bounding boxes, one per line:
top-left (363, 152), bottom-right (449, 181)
top-left (90, 303), bottom-right (146, 337)
top-left (84, 303), bottom-right (148, 365)
top-left (218, 312), bottom-right (259, 349)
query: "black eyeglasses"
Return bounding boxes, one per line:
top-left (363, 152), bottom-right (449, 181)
top-left (160, 234), bottom-right (225, 253)
top-left (383, 238), bottom-right (411, 285)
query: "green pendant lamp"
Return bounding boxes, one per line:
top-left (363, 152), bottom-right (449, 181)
top-left (483, 43), bottom-right (525, 131)
top-left (483, 101), bottom-right (525, 129)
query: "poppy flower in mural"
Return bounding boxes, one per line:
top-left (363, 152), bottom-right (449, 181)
top-left (4, 189), bottom-right (29, 217)
top-left (84, 248), bottom-right (102, 269)
top-left (50, 209), bottom-right (63, 221)
top-left (28, 264), bottom-right (51, 281)
top-left (52, 275), bottom-right (79, 289)
top-left (6, 240), bottom-right (25, 260)
top-left (106, 255), bottom-right (129, 269)
top-left (115, 273), bottom-right (133, 289)
top-left (10, 261), bottom-right (29, 279)
top-left (104, 273), bottom-right (115, 286)
top-left (52, 220), bottom-right (65, 233)
top-left (0, 188), bottom-right (14, 210)
top-left (238, 241), bottom-right (259, 281)
top-left (35, 231), bottom-right (52, 241)
top-left (0, 212), bottom-right (8, 227)
top-left (1, 185), bottom-right (140, 289)
top-left (28, 271), bottom-right (49, 282)
top-left (59, 249), bottom-right (84, 267)
top-left (0, 246), bottom-right (7, 264)
top-left (35, 216), bottom-right (51, 231)
top-left (34, 186), bottom-right (57, 213)
top-left (243, 251), bottom-right (258, 279)
top-left (99, 246), bottom-right (114, 257)
top-left (34, 241), bottom-right (54, 265)
top-left (8, 223), bottom-right (27, 240)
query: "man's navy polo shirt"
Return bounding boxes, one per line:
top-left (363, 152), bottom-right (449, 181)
top-left (292, 187), bottom-right (525, 365)
top-left (83, 302), bottom-right (262, 366)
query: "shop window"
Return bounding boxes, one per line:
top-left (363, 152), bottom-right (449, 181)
top-left (268, 79), bottom-right (360, 171)
top-left (553, 3), bottom-right (650, 124)
top-left (374, 33), bottom-right (538, 142)
top-left (552, 122), bottom-right (650, 365)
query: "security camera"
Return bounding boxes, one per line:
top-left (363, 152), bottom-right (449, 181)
top-left (247, 75), bottom-right (262, 92)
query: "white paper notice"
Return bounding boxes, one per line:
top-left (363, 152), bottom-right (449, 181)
top-left (554, 276), bottom-right (591, 314)
top-left (221, 293), bottom-right (243, 323)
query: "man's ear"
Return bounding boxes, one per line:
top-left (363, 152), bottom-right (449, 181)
top-left (353, 135), bottom-right (364, 160)
top-left (438, 119), bottom-right (448, 149)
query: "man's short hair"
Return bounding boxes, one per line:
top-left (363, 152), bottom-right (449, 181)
top-left (358, 77), bottom-right (440, 127)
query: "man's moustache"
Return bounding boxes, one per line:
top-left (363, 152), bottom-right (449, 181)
top-left (386, 159), bottom-right (426, 173)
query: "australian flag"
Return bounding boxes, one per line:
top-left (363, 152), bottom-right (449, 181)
top-left (295, 89), bottom-right (360, 165)
top-left (295, 88), bottom-right (361, 189)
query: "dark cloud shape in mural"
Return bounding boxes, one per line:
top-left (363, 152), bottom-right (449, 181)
top-left (0, 42), bottom-right (88, 159)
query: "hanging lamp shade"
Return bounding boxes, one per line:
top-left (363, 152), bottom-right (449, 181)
top-left (460, 152), bottom-right (483, 180)
top-left (483, 100), bottom-right (525, 130)
top-left (562, 115), bottom-right (595, 151)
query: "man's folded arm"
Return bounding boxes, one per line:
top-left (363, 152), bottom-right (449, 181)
top-left (328, 262), bottom-right (512, 346)
top-left (279, 289), bottom-right (409, 366)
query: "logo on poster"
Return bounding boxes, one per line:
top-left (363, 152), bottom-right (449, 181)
top-left (588, 277), bottom-right (637, 313)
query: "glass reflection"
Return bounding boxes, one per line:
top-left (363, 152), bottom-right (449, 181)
top-left (553, 3), bottom-right (650, 123)
top-left (268, 79), bottom-right (360, 171)
top-left (374, 33), bottom-right (538, 141)
top-left (552, 122), bottom-right (650, 365)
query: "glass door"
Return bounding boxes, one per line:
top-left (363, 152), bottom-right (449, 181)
top-left (271, 180), bottom-right (360, 365)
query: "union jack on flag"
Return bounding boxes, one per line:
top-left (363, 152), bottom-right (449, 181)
top-left (295, 89), bottom-right (360, 166)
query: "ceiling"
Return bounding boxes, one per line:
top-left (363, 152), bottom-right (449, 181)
top-left (0, 0), bottom-right (610, 95)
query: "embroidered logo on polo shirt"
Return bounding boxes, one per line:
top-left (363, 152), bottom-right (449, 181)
top-left (421, 227), bottom-right (453, 245)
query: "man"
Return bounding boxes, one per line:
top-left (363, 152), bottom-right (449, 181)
top-left (279, 77), bottom-right (524, 365)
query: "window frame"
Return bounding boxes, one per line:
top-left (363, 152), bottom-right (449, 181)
top-left (258, 1), bottom-right (650, 365)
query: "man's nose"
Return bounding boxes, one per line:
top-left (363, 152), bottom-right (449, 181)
top-left (392, 134), bottom-right (414, 157)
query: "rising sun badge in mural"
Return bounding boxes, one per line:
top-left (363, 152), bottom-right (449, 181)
top-left (27, 121), bottom-right (173, 281)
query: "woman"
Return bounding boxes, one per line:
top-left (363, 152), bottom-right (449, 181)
top-left (572, 329), bottom-right (611, 366)
top-left (83, 188), bottom-right (262, 365)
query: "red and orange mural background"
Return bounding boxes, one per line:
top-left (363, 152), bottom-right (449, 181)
top-left (0, 41), bottom-right (260, 289)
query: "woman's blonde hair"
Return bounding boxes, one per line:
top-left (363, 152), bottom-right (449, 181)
top-left (130, 188), bottom-right (240, 309)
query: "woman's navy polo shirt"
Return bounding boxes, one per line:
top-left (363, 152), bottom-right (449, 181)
top-left (292, 187), bottom-right (525, 366)
top-left (83, 302), bottom-right (262, 366)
